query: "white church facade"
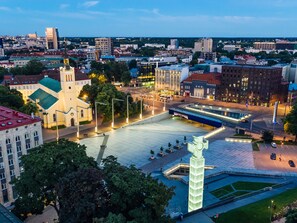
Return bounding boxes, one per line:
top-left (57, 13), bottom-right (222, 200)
top-left (8, 61), bottom-right (92, 129)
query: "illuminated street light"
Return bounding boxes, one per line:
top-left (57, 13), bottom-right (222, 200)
top-left (112, 98), bottom-right (124, 128)
top-left (95, 101), bottom-right (107, 133)
top-left (126, 95), bottom-right (131, 124)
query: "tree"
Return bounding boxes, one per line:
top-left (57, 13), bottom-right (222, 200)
top-left (19, 102), bottom-right (38, 115)
top-left (286, 209), bottom-right (297, 223)
top-left (261, 130), bottom-right (274, 143)
top-left (12, 139), bottom-right (97, 219)
top-left (284, 103), bottom-right (297, 142)
top-left (102, 156), bottom-right (175, 223)
top-left (128, 59), bottom-right (137, 69)
top-left (57, 168), bottom-right (109, 223)
top-left (24, 60), bottom-right (45, 75)
top-left (0, 86), bottom-right (24, 109)
top-left (0, 67), bottom-right (8, 82)
top-left (121, 71), bottom-right (131, 86)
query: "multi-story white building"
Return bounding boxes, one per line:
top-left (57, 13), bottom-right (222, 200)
top-left (194, 38), bottom-right (213, 53)
top-left (155, 64), bottom-right (189, 94)
top-left (253, 42), bottom-right (276, 50)
top-left (45, 27), bottom-right (59, 50)
top-left (0, 106), bottom-right (43, 205)
top-left (95, 38), bottom-right (113, 56)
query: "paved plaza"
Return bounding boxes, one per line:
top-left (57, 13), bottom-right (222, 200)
top-left (80, 118), bottom-right (208, 168)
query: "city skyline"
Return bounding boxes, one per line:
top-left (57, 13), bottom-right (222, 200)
top-left (0, 0), bottom-right (297, 37)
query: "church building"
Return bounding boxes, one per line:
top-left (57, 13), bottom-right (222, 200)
top-left (8, 59), bottom-right (92, 129)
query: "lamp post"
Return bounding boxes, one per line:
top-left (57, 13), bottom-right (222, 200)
top-left (140, 96), bottom-right (143, 119)
top-left (77, 105), bottom-right (90, 139)
top-left (112, 98), bottom-right (124, 128)
top-left (126, 95), bottom-right (132, 124)
top-left (152, 94), bottom-right (155, 116)
top-left (95, 101), bottom-right (107, 133)
top-left (55, 109), bottom-right (64, 142)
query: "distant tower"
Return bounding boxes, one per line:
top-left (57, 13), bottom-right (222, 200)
top-left (194, 38), bottom-right (213, 53)
top-left (170, 39), bottom-right (179, 50)
top-left (45, 27), bottom-right (59, 50)
top-left (95, 38), bottom-right (113, 56)
top-left (0, 38), bottom-right (4, 57)
top-left (188, 136), bottom-right (209, 212)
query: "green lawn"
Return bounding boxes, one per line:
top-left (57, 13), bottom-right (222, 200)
top-left (211, 181), bottom-right (276, 200)
top-left (213, 188), bottom-right (297, 223)
top-left (233, 181), bottom-right (275, 191)
top-left (211, 185), bottom-right (234, 198)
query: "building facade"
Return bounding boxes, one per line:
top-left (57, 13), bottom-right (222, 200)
top-left (253, 42), bottom-right (276, 50)
top-left (95, 38), bottom-right (113, 56)
top-left (0, 106), bottom-right (43, 205)
top-left (155, 64), bottom-right (189, 95)
top-left (217, 65), bottom-right (286, 106)
top-left (45, 27), bottom-right (59, 50)
top-left (194, 38), bottom-right (213, 53)
top-left (180, 73), bottom-right (221, 100)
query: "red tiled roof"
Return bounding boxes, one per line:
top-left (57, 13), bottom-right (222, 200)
top-left (0, 106), bottom-right (41, 131)
top-left (183, 73), bottom-right (221, 85)
top-left (6, 69), bottom-right (89, 85)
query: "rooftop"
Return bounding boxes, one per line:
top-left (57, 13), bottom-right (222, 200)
top-left (29, 89), bottom-right (58, 109)
top-left (183, 73), bottom-right (221, 85)
top-left (39, 77), bottom-right (61, 93)
top-left (156, 64), bottom-right (189, 71)
top-left (222, 64), bottom-right (282, 70)
top-left (0, 106), bottom-right (41, 131)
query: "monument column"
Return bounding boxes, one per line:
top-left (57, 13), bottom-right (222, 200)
top-left (188, 136), bottom-right (209, 212)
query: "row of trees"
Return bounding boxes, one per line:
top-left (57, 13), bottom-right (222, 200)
top-left (79, 80), bottom-right (141, 121)
top-left (90, 61), bottom-right (131, 85)
top-left (12, 139), bottom-right (175, 223)
top-left (0, 86), bottom-right (37, 115)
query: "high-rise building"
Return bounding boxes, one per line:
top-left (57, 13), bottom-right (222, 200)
top-left (0, 38), bottom-right (3, 49)
top-left (95, 38), bottom-right (113, 56)
top-left (45, 27), bottom-right (59, 50)
top-left (169, 39), bottom-right (179, 50)
top-left (0, 106), bottom-right (43, 204)
top-left (0, 38), bottom-right (4, 57)
top-left (194, 38), bottom-right (213, 53)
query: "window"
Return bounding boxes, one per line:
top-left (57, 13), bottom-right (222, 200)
top-left (1, 183), bottom-right (6, 190)
top-left (26, 142), bottom-right (31, 150)
top-left (81, 109), bottom-right (84, 118)
top-left (33, 131), bottom-right (38, 137)
top-left (8, 159), bottom-right (13, 166)
top-left (53, 114), bottom-right (56, 122)
top-left (16, 136), bottom-right (21, 152)
top-left (7, 148), bottom-right (12, 155)
top-left (0, 162), bottom-right (4, 169)
top-left (0, 173), bottom-right (5, 180)
top-left (25, 133), bottom-right (29, 139)
top-left (0, 147), bottom-right (2, 158)
top-left (10, 170), bottom-right (15, 177)
top-left (6, 138), bottom-right (10, 145)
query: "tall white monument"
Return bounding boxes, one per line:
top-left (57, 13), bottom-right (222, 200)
top-left (188, 136), bottom-right (209, 212)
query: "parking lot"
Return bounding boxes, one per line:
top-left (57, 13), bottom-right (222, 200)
top-left (254, 143), bottom-right (297, 173)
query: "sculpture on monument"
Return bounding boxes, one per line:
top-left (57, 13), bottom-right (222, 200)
top-left (188, 136), bottom-right (209, 212)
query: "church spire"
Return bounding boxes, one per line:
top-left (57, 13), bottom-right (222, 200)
top-left (63, 38), bottom-right (70, 70)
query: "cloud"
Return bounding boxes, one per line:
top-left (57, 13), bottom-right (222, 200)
top-left (0, 6), bottom-right (10, 11)
top-left (60, 4), bottom-right (70, 10)
top-left (82, 1), bottom-right (99, 8)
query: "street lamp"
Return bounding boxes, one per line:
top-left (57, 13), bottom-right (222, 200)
top-left (55, 109), bottom-right (64, 142)
top-left (140, 97), bottom-right (143, 119)
top-left (152, 94), bottom-right (155, 116)
top-left (77, 105), bottom-right (90, 139)
top-left (126, 95), bottom-right (131, 124)
top-left (112, 98), bottom-right (124, 128)
top-left (163, 98), bottom-right (166, 112)
top-left (95, 101), bottom-right (107, 133)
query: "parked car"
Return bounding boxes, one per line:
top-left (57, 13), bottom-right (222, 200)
top-left (289, 160), bottom-right (295, 167)
top-left (271, 142), bottom-right (277, 148)
top-left (270, 153), bottom-right (276, 160)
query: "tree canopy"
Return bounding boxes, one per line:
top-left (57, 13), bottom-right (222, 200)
top-left (261, 130), bottom-right (274, 143)
top-left (284, 103), bottom-right (297, 142)
top-left (10, 60), bottom-right (45, 76)
top-left (12, 139), bottom-right (97, 219)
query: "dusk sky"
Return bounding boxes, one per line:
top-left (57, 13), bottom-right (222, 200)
top-left (0, 0), bottom-right (296, 37)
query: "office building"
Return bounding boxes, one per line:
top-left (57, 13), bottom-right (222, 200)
top-left (194, 38), bottom-right (213, 53)
top-left (95, 38), bottom-right (113, 56)
top-left (168, 39), bottom-right (179, 50)
top-left (0, 38), bottom-right (3, 57)
top-left (0, 106), bottom-right (43, 205)
top-left (45, 27), bottom-right (59, 50)
top-left (217, 65), bottom-right (286, 106)
top-left (180, 73), bottom-right (221, 99)
top-left (155, 64), bottom-right (189, 95)
top-left (253, 42), bottom-right (276, 50)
